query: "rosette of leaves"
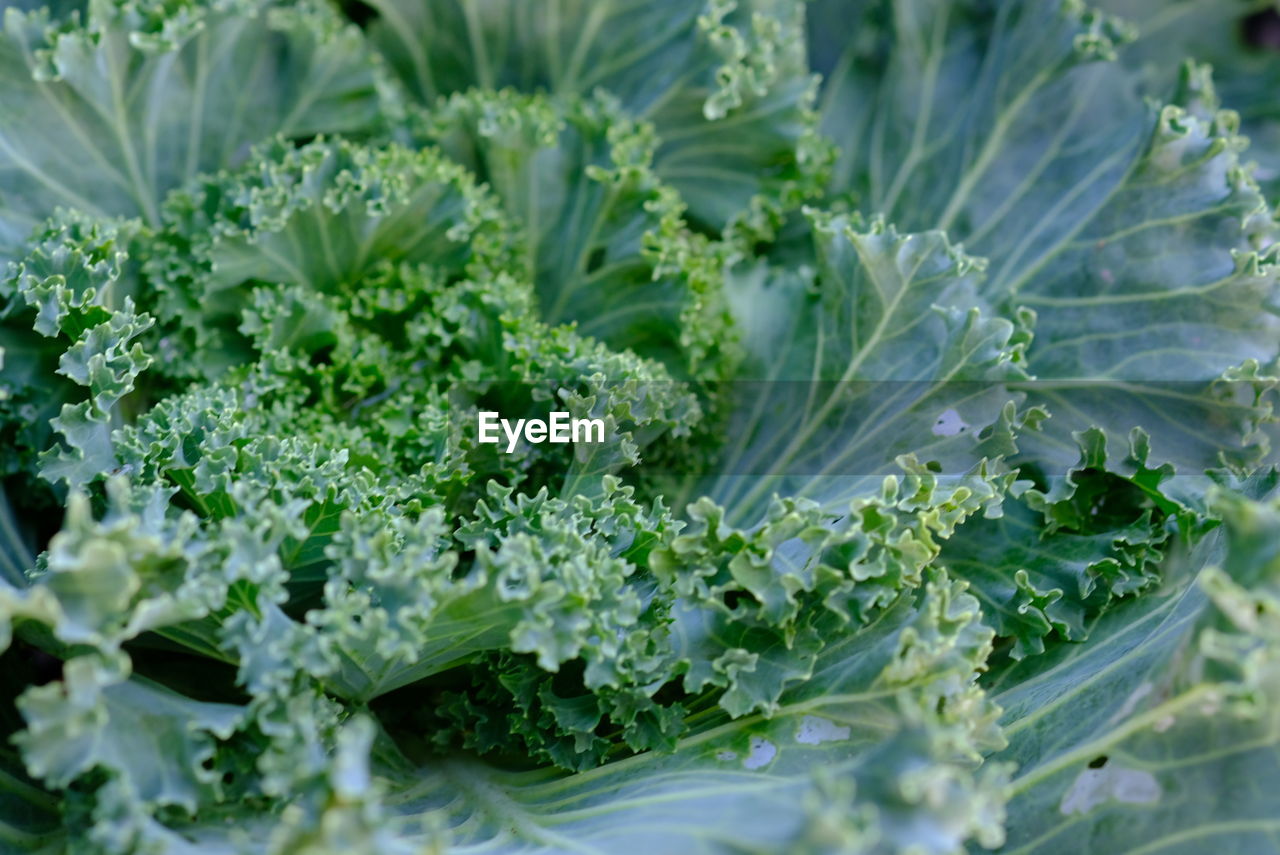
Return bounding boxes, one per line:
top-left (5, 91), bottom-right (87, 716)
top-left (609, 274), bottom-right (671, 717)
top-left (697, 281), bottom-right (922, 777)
top-left (0, 1), bottom-right (1279, 854)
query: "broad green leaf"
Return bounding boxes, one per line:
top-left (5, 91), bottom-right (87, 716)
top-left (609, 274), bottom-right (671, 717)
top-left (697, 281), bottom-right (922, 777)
top-left (649, 214), bottom-right (1028, 721)
top-left (812, 0), bottom-right (1140, 273)
top-left (415, 89), bottom-right (734, 379)
top-left (678, 211), bottom-right (1026, 530)
top-left (1099, 0), bottom-right (1280, 201)
top-left (986, 489), bottom-right (1280, 854)
top-left (941, 487), bottom-right (1165, 659)
top-left (0, 0), bottom-right (387, 261)
top-left (1009, 69), bottom-right (1280, 480)
top-left (359, 0), bottom-right (826, 232)
top-left (814, 0), bottom-right (1280, 480)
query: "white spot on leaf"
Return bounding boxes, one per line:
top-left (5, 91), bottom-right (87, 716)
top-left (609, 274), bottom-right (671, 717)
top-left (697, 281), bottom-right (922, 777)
top-left (1111, 682), bottom-right (1153, 722)
top-left (795, 715), bottom-right (851, 745)
top-left (716, 751), bottom-right (737, 762)
top-left (1060, 764), bottom-right (1161, 815)
top-left (743, 737), bottom-right (777, 770)
top-left (932, 408), bottom-right (968, 437)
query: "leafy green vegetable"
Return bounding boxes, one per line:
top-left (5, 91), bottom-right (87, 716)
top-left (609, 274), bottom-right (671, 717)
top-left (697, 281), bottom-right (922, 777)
top-left (0, 0), bottom-right (389, 260)
top-left (988, 485), bottom-right (1280, 854)
top-left (1, 0), bottom-right (1278, 853)
top-left (359, 0), bottom-right (828, 232)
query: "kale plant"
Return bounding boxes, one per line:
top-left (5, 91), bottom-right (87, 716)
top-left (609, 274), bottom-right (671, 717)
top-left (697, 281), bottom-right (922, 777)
top-left (1, 0), bottom-right (1279, 852)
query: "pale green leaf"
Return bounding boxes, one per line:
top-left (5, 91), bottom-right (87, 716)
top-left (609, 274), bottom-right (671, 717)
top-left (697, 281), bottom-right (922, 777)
top-left (0, 0), bottom-right (387, 260)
